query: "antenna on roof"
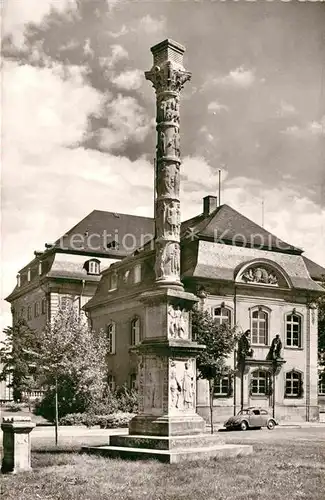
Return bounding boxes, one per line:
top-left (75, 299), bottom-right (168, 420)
top-left (262, 199), bottom-right (265, 228)
top-left (218, 168), bottom-right (222, 206)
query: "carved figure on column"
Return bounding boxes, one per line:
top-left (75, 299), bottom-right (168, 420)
top-left (157, 130), bottom-right (166, 158)
top-left (166, 201), bottom-right (181, 238)
top-left (158, 163), bottom-right (180, 198)
top-left (155, 242), bottom-right (180, 280)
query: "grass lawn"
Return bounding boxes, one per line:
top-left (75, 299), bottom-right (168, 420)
top-left (1, 429), bottom-right (325, 500)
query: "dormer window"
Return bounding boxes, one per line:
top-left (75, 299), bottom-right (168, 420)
top-left (38, 261), bottom-right (42, 275)
top-left (27, 268), bottom-right (31, 282)
top-left (109, 272), bottom-right (118, 291)
top-left (84, 259), bottom-right (100, 275)
top-left (17, 274), bottom-right (21, 287)
top-left (133, 264), bottom-right (141, 284)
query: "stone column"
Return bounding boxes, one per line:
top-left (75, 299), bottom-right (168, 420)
top-left (1, 416), bottom-right (35, 473)
top-left (128, 40), bottom-right (206, 437)
top-left (145, 39), bottom-right (191, 288)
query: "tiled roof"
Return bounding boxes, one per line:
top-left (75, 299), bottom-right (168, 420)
top-left (182, 204), bottom-right (301, 254)
top-left (303, 256), bottom-right (325, 281)
top-left (53, 210), bottom-right (155, 257)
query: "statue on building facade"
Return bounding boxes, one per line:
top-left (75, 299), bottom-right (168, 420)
top-left (237, 330), bottom-right (254, 367)
top-left (266, 334), bottom-right (283, 361)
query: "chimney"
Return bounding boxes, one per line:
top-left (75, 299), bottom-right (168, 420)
top-left (203, 196), bottom-right (218, 216)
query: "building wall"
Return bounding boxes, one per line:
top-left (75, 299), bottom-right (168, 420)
top-left (90, 283), bottom-right (319, 423)
top-left (196, 290), bottom-right (319, 423)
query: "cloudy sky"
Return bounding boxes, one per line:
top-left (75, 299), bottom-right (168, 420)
top-left (1, 0), bottom-right (325, 330)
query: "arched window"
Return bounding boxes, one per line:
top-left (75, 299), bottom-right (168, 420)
top-left (250, 370), bottom-right (270, 396)
top-left (319, 373), bottom-right (325, 396)
top-left (213, 307), bottom-right (232, 327)
top-left (285, 314), bottom-right (302, 348)
top-left (84, 259), bottom-right (100, 275)
top-left (107, 322), bottom-right (116, 354)
top-left (285, 370), bottom-right (303, 398)
top-left (251, 309), bottom-right (269, 345)
top-left (130, 317), bottom-right (141, 345)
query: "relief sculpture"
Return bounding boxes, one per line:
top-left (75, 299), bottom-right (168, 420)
top-left (156, 200), bottom-right (180, 239)
top-left (241, 267), bottom-right (278, 286)
top-left (169, 359), bottom-right (195, 410)
top-left (158, 163), bottom-right (180, 198)
top-left (155, 242), bottom-right (180, 280)
top-left (158, 96), bottom-right (180, 123)
top-left (168, 305), bottom-right (189, 339)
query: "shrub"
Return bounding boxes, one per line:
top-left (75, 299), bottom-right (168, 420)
top-left (5, 402), bottom-right (23, 412)
top-left (59, 411), bottom-right (135, 428)
top-left (97, 412), bottom-right (135, 429)
top-left (59, 413), bottom-right (85, 426)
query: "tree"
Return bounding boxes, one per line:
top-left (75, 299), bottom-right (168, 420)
top-left (192, 308), bottom-right (238, 434)
top-left (29, 307), bottom-right (109, 444)
top-left (0, 319), bottom-right (38, 401)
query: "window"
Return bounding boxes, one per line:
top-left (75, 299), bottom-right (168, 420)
top-left (285, 371), bottom-right (303, 398)
top-left (250, 370), bottom-right (269, 396)
top-left (41, 298), bottom-right (47, 315)
top-left (286, 314), bottom-right (302, 348)
top-left (109, 272), bottom-right (118, 291)
top-left (17, 274), bottom-right (21, 287)
top-left (34, 302), bottom-right (40, 317)
top-left (20, 307), bottom-right (25, 318)
top-left (108, 375), bottom-right (116, 392)
top-left (38, 261), bottom-right (42, 275)
top-left (27, 306), bottom-right (32, 320)
top-left (251, 310), bottom-right (269, 345)
top-left (84, 259), bottom-right (100, 275)
top-left (134, 264), bottom-right (142, 284)
top-left (130, 317), bottom-right (141, 345)
top-left (319, 373), bottom-right (325, 395)
top-left (214, 377), bottom-right (231, 397)
top-left (89, 260), bottom-right (100, 274)
top-left (213, 307), bottom-right (231, 326)
top-left (60, 296), bottom-right (73, 311)
top-left (27, 269), bottom-right (31, 282)
top-left (130, 373), bottom-right (137, 390)
top-left (107, 322), bottom-right (116, 354)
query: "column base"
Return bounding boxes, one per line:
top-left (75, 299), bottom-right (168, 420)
top-left (82, 432), bottom-right (253, 463)
top-left (129, 413), bottom-right (206, 436)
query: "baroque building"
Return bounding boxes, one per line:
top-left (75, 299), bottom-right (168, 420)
top-left (85, 197), bottom-right (325, 422)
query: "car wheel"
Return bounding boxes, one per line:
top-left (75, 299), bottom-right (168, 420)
top-left (240, 420), bottom-right (248, 431)
top-left (267, 420), bottom-right (276, 430)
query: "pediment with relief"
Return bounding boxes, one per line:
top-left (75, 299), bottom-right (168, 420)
top-left (240, 266), bottom-right (279, 286)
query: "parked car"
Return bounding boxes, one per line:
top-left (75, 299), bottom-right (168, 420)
top-left (224, 407), bottom-right (278, 431)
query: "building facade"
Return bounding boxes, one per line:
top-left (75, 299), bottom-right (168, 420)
top-left (85, 197), bottom-right (325, 423)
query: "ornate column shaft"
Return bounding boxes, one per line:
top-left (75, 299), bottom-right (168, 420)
top-left (145, 39), bottom-right (191, 287)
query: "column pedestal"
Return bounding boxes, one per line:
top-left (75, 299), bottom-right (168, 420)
top-left (83, 288), bottom-right (253, 462)
top-left (1, 417), bottom-right (36, 474)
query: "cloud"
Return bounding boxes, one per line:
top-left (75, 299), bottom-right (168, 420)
top-left (211, 66), bottom-right (256, 88)
top-left (277, 100), bottom-right (297, 118)
top-left (207, 101), bottom-right (229, 114)
top-left (282, 116), bottom-right (325, 138)
top-left (2, 0), bottom-right (77, 47)
top-left (111, 69), bottom-right (143, 90)
top-left (98, 44), bottom-right (129, 70)
top-left (98, 94), bottom-right (154, 151)
top-left (136, 14), bottom-right (166, 34)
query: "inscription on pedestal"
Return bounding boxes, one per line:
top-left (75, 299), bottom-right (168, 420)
top-left (138, 355), bottom-right (165, 415)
